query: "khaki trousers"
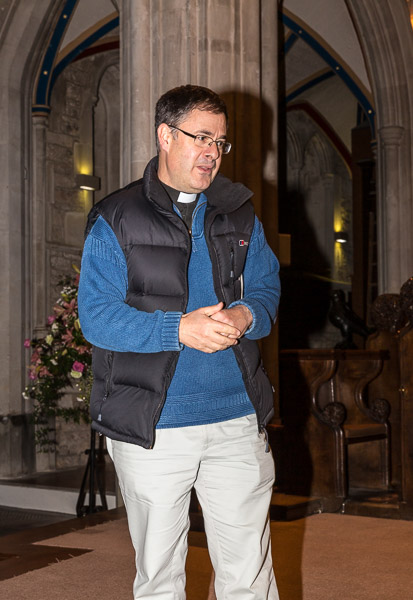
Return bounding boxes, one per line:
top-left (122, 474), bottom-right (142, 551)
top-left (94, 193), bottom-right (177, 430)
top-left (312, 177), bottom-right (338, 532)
top-left (107, 414), bottom-right (279, 600)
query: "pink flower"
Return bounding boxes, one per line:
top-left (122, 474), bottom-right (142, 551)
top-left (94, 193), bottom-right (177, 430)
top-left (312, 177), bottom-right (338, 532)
top-left (72, 361), bottom-right (84, 373)
top-left (24, 339), bottom-right (31, 348)
top-left (47, 315), bottom-right (55, 325)
top-left (62, 331), bottom-right (74, 344)
top-left (76, 346), bottom-right (89, 355)
top-left (62, 299), bottom-right (77, 317)
top-left (30, 350), bottom-right (40, 363)
top-left (39, 366), bottom-right (51, 377)
top-left (53, 305), bottom-right (65, 317)
top-left (29, 371), bottom-right (37, 380)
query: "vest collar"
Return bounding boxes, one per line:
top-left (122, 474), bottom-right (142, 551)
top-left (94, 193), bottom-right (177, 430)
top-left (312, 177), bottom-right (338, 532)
top-left (143, 156), bottom-right (173, 212)
top-left (143, 156), bottom-right (253, 215)
top-left (205, 172), bottom-right (253, 213)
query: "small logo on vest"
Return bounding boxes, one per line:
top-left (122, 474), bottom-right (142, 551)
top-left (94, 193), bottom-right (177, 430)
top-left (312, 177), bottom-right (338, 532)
top-left (239, 240), bottom-right (249, 246)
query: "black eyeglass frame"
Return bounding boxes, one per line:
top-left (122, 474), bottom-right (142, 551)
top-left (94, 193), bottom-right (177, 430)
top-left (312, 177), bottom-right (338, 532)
top-left (168, 124), bottom-right (231, 155)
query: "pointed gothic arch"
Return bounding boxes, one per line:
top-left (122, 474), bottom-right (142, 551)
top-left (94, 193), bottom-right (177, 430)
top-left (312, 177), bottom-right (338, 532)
top-left (345, 0), bottom-right (413, 293)
top-left (0, 0), bottom-right (63, 476)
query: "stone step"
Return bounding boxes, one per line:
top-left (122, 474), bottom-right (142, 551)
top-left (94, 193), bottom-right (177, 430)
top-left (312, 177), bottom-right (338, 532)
top-left (270, 492), bottom-right (323, 521)
top-left (0, 505), bottom-right (74, 536)
top-left (0, 464), bottom-right (117, 516)
top-left (0, 481), bottom-right (116, 516)
top-left (342, 488), bottom-right (402, 519)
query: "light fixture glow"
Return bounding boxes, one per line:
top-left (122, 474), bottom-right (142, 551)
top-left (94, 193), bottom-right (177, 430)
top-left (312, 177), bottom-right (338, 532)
top-left (334, 231), bottom-right (348, 244)
top-left (75, 174), bottom-right (101, 191)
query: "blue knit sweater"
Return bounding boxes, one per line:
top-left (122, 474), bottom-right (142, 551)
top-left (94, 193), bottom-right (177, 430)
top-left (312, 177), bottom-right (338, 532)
top-left (78, 194), bottom-right (280, 428)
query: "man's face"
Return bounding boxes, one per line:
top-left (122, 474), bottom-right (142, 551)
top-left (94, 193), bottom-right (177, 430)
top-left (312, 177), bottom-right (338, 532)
top-left (157, 108), bottom-right (227, 193)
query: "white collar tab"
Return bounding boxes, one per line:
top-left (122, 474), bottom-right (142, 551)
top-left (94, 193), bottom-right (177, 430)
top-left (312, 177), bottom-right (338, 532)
top-left (177, 192), bottom-right (197, 204)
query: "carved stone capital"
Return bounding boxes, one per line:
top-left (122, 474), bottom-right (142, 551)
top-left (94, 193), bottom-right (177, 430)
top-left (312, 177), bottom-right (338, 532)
top-left (378, 125), bottom-right (405, 147)
top-left (32, 114), bottom-right (49, 129)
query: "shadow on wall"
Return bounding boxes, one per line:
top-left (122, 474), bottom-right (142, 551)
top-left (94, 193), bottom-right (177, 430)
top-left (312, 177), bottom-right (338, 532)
top-left (217, 88), bottom-right (334, 348)
top-left (218, 89), bottom-right (276, 222)
top-left (278, 188), bottom-right (332, 349)
top-left (217, 89), bottom-right (280, 396)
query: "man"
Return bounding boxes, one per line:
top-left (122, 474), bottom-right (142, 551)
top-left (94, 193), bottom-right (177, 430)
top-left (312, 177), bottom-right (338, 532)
top-left (78, 85), bottom-right (280, 600)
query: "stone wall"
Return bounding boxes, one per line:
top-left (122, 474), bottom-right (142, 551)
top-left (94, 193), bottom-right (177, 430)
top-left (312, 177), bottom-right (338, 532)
top-left (54, 391), bottom-right (91, 470)
top-left (0, 0), bottom-right (59, 478)
top-left (47, 57), bottom-right (95, 297)
top-left (32, 51), bottom-right (120, 470)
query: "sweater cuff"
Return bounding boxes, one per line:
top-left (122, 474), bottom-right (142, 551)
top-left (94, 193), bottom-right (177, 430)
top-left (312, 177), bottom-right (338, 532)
top-left (162, 311), bottom-right (183, 351)
top-left (228, 300), bottom-right (257, 336)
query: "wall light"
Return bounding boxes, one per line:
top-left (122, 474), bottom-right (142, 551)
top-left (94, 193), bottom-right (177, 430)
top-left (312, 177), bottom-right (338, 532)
top-left (407, 0), bottom-right (413, 29)
top-left (334, 231), bottom-right (348, 244)
top-left (75, 174), bottom-right (101, 191)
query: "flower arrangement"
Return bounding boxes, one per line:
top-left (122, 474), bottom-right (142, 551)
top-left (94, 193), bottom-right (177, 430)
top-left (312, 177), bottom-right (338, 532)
top-left (23, 267), bottom-right (92, 451)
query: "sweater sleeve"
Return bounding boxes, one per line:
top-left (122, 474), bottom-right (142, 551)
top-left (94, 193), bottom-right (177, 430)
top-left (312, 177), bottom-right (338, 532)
top-left (78, 215), bottom-right (183, 353)
top-left (229, 216), bottom-right (280, 340)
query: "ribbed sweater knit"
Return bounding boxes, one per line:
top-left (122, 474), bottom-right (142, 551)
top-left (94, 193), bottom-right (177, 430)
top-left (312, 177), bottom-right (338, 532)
top-left (78, 193), bottom-right (280, 429)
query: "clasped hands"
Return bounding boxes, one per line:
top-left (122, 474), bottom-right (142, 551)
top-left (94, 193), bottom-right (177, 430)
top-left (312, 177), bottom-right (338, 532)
top-left (178, 302), bottom-right (253, 353)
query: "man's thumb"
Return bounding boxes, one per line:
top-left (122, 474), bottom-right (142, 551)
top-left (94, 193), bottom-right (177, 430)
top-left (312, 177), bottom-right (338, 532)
top-left (203, 302), bottom-right (224, 317)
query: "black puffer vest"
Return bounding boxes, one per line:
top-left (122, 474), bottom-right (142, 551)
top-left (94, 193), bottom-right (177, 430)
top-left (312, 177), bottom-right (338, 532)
top-left (86, 157), bottom-right (274, 448)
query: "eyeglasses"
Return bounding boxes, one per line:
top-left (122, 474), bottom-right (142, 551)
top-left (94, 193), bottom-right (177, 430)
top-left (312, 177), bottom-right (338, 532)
top-left (168, 125), bottom-right (231, 155)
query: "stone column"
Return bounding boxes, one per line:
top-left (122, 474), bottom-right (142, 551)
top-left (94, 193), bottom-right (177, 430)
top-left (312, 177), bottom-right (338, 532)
top-left (377, 125), bottom-right (406, 293)
top-left (119, 0), bottom-right (152, 184)
top-left (31, 114), bottom-right (49, 336)
top-left (345, 0), bottom-right (413, 292)
top-left (118, 0), bottom-right (280, 416)
top-left (0, 0), bottom-right (58, 476)
top-left (118, 0), bottom-right (278, 207)
top-left (259, 0), bottom-right (279, 410)
top-left (30, 79), bottom-right (55, 477)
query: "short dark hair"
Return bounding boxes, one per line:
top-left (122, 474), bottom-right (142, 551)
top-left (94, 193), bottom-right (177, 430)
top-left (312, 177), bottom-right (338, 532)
top-left (155, 85), bottom-right (228, 151)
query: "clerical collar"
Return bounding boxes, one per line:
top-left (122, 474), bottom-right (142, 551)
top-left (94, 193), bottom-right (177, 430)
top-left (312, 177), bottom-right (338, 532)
top-left (161, 181), bottom-right (198, 205)
top-left (177, 192), bottom-right (197, 204)
top-left (161, 182), bottom-right (198, 230)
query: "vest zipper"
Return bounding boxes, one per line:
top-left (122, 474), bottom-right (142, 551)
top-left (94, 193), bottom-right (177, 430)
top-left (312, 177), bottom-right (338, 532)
top-left (97, 352), bottom-right (113, 423)
top-left (230, 244), bottom-right (235, 281)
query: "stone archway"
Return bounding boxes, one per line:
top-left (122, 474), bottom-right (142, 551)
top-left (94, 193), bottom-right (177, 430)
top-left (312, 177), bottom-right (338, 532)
top-left (345, 0), bottom-right (413, 293)
top-left (0, 0), bottom-right (63, 477)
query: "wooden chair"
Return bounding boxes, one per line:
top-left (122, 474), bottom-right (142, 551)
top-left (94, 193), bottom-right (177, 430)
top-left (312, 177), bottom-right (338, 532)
top-left (330, 350), bottom-right (391, 497)
top-left (279, 349), bottom-right (391, 507)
